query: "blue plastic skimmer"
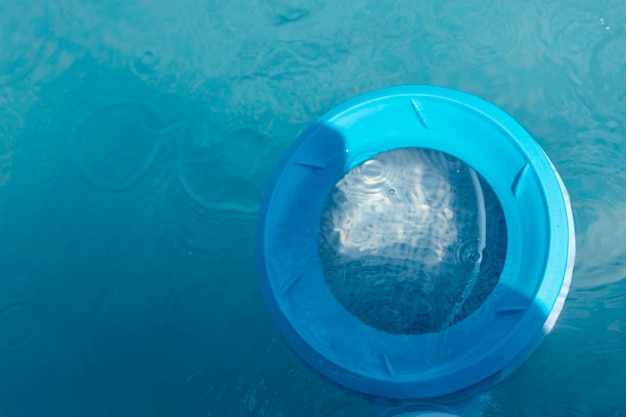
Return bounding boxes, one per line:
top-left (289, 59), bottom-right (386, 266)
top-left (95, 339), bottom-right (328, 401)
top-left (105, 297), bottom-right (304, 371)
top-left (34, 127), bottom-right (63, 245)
top-left (256, 85), bottom-right (575, 413)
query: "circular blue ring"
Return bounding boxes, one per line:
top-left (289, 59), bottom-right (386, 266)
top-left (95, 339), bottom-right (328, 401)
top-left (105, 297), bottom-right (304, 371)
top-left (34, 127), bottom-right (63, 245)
top-left (256, 85), bottom-right (575, 400)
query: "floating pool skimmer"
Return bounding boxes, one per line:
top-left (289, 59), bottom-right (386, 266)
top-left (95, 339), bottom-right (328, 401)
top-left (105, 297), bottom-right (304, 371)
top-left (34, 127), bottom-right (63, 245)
top-left (256, 86), bottom-right (575, 416)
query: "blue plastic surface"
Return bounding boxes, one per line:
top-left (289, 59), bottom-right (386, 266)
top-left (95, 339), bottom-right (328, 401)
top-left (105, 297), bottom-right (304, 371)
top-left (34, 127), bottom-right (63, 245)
top-left (256, 85), bottom-right (575, 400)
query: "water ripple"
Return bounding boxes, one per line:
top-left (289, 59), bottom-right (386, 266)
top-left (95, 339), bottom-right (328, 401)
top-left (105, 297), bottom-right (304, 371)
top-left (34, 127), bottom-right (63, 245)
top-left (387, 6), bottom-right (423, 40)
top-left (130, 42), bottom-right (162, 79)
top-left (559, 129), bottom-right (626, 289)
top-left (0, 276), bottom-right (34, 306)
top-left (319, 148), bottom-right (507, 334)
top-left (68, 100), bottom-right (164, 191)
top-left (572, 198), bottom-right (626, 289)
top-left (0, 104), bottom-right (20, 186)
top-left (419, 38), bottom-right (462, 85)
top-left (460, 9), bottom-right (523, 66)
top-left (0, 1), bottom-right (51, 86)
top-left (206, 368), bottom-right (369, 417)
top-left (430, 0), bottom-right (524, 66)
top-left (185, 371), bottom-right (212, 401)
top-left (323, 149), bottom-right (458, 262)
top-left (0, 304), bottom-right (37, 353)
top-left (248, 40), bottom-right (330, 81)
top-left (259, 0), bottom-right (318, 26)
top-left (176, 120), bottom-right (265, 213)
top-left (589, 31), bottom-right (626, 118)
top-left (490, 277), bottom-right (626, 416)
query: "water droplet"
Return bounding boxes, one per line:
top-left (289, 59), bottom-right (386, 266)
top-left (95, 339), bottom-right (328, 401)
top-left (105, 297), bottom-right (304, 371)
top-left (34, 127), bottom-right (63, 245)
top-left (132, 48), bottom-right (160, 76)
top-left (467, 250), bottom-right (483, 264)
top-left (388, 188), bottom-right (395, 194)
top-left (606, 26), bottom-right (611, 31)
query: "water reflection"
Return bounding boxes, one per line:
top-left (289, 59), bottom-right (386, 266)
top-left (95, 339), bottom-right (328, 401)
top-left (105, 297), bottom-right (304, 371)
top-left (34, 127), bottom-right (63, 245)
top-left (319, 148), bottom-right (507, 335)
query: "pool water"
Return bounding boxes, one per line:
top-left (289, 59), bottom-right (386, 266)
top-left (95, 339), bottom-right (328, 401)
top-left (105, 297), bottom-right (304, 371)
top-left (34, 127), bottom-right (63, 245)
top-left (0, 0), bottom-right (625, 416)
top-left (318, 148), bottom-right (508, 336)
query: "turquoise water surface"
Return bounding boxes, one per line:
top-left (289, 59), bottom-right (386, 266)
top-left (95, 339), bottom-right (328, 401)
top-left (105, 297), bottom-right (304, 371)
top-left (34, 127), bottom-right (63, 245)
top-left (1, 0), bottom-right (625, 416)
